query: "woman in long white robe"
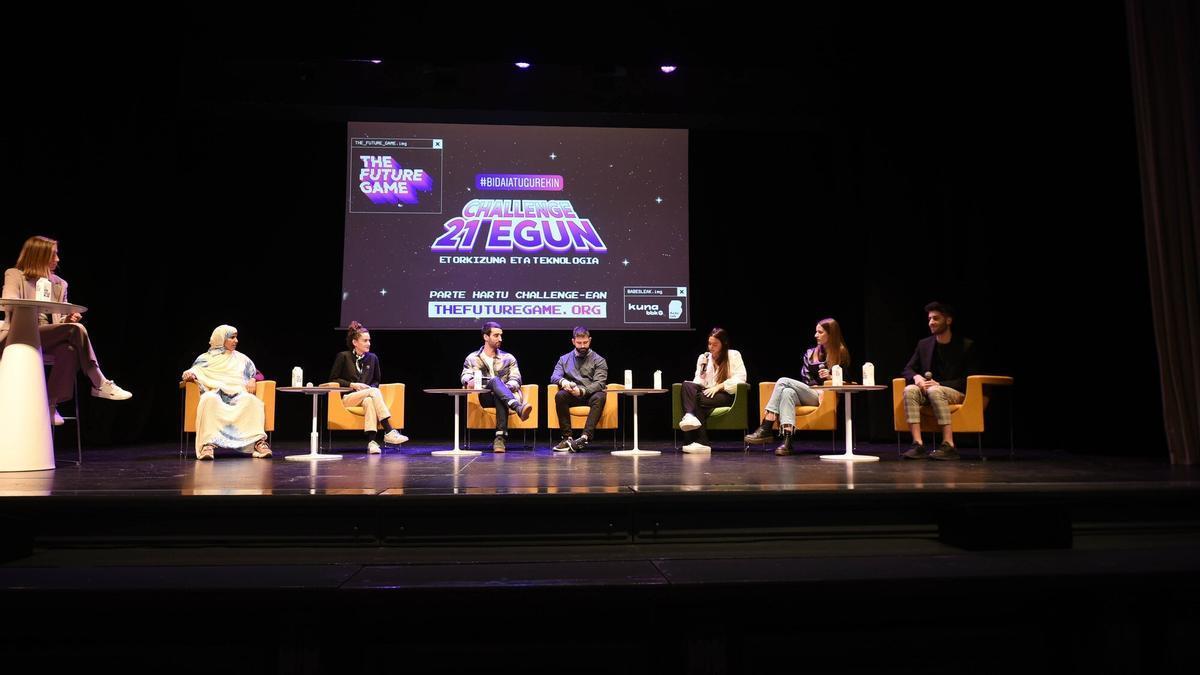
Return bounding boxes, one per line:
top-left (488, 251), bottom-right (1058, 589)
top-left (182, 325), bottom-right (270, 460)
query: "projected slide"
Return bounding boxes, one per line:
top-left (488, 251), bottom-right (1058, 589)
top-left (340, 122), bottom-right (689, 330)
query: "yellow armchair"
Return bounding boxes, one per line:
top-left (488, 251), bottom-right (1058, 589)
top-left (547, 383), bottom-right (623, 447)
top-left (466, 384), bottom-right (538, 449)
top-left (892, 375), bottom-right (1014, 457)
top-left (179, 379), bottom-right (275, 456)
top-left (324, 382), bottom-right (406, 431)
top-left (467, 384), bottom-right (539, 429)
top-left (891, 376), bottom-right (1012, 433)
top-left (757, 381), bottom-right (838, 431)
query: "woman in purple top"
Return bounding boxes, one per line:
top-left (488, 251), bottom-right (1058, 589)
top-left (744, 317), bottom-right (850, 456)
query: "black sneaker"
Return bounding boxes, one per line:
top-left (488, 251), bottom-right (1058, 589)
top-left (553, 437), bottom-right (574, 452)
top-left (929, 442), bottom-right (959, 461)
top-left (568, 435), bottom-right (590, 452)
top-left (901, 443), bottom-right (928, 460)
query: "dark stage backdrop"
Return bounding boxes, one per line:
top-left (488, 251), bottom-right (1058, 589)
top-left (1, 4), bottom-right (1161, 456)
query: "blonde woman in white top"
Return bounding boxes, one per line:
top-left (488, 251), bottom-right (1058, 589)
top-left (679, 327), bottom-right (747, 453)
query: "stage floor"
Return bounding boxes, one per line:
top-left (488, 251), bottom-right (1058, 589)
top-left (3, 438), bottom-right (1199, 675)
top-left (0, 439), bottom-right (1194, 496)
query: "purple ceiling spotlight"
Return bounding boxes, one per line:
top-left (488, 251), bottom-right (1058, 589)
top-left (515, 62), bottom-right (531, 69)
top-left (660, 65), bottom-right (677, 74)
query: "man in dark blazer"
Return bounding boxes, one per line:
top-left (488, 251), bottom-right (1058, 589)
top-left (900, 302), bottom-right (977, 461)
top-left (550, 326), bottom-right (609, 452)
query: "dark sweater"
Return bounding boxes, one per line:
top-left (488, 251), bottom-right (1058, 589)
top-left (329, 350), bottom-right (382, 388)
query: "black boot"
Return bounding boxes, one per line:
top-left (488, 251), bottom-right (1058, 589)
top-left (745, 420), bottom-right (776, 445)
top-left (774, 429), bottom-right (794, 456)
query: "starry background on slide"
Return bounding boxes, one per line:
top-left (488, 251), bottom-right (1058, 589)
top-left (341, 122), bottom-right (689, 330)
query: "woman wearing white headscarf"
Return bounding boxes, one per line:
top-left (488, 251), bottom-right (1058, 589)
top-left (182, 325), bottom-right (270, 460)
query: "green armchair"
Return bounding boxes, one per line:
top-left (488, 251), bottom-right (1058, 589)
top-left (671, 382), bottom-right (751, 450)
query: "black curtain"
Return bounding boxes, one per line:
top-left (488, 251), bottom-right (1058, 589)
top-left (1127, 0), bottom-right (1200, 464)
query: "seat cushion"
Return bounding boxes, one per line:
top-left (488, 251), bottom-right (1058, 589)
top-left (568, 406), bottom-right (591, 416)
top-left (709, 406), bottom-right (732, 417)
top-left (344, 406), bottom-right (367, 416)
top-left (795, 405), bottom-right (820, 416)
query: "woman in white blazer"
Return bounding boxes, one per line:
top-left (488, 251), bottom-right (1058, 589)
top-left (678, 327), bottom-right (747, 453)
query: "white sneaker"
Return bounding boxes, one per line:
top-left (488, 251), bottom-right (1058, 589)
top-left (367, 440), bottom-right (382, 454)
top-left (678, 413), bottom-right (702, 431)
top-left (383, 430), bottom-right (408, 445)
top-left (91, 379), bottom-right (132, 400)
top-left (50, 407), bottom-right (64, 426)
top-left (681, 442), bottom-right (711, 454)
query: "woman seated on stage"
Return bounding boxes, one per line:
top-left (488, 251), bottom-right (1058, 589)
top-left (182, 325), bottom-right (271, 461)
top-left (678, 327), bottom-right (748, 453)
top-left (1, 235), bottom-right (132, 426)
top-left (745, 317), bottom-right (850, 456)
top-left (328, 320), bottom-right (407, 454)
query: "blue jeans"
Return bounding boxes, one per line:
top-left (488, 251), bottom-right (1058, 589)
top-left (764, 377), bottom-right (820, 427)
top-left (478, 378), bottom-right (521, 433)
